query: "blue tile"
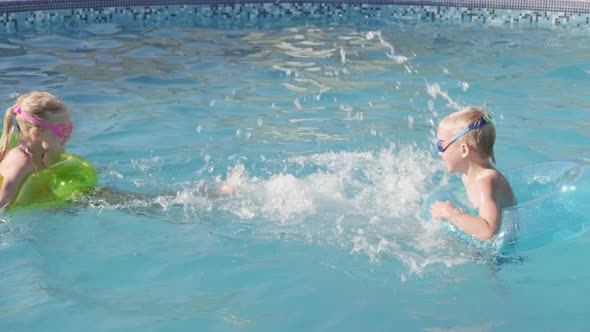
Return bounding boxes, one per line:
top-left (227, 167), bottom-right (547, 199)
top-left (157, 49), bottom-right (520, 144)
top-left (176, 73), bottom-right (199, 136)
top-left (1, 0), bottom-right (590, 35)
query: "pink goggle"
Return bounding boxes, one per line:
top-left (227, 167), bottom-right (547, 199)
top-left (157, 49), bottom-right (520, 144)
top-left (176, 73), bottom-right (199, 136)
top-left (13, 104), bottom-right (73, 138)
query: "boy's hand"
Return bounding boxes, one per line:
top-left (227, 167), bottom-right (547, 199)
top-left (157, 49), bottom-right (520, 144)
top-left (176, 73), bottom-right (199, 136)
top-left (430, 200), bottom-right (456, 220)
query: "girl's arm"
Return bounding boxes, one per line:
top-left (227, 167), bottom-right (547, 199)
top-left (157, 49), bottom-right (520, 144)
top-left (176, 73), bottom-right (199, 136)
top-left (0, 152), bottom-right (34, 208)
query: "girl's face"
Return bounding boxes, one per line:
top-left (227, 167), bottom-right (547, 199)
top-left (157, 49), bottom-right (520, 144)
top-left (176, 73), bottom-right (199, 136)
top-left (39, 112), bottom-right (73, 153)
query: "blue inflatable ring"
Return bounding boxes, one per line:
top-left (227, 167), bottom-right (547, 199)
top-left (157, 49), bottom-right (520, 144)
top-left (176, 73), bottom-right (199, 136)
top-left (424, 160), bottom-right (590, 251)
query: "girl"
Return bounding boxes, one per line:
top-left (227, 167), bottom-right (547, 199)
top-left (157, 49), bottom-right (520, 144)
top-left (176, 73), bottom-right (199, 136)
top-left (0, 91), bottom-right (73, 208)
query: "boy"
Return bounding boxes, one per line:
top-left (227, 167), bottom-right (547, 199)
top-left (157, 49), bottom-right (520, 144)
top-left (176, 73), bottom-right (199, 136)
top-left (430, 107), bottom-right (516, 241)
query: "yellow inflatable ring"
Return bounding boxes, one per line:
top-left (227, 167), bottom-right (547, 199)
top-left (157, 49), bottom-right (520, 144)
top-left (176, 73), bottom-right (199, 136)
top-left (1, 132), bottom-right (97, 210)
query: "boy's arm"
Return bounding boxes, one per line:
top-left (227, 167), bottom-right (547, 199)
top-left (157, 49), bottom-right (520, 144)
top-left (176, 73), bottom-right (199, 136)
top-left (431, 177), bottom-right (501, 241)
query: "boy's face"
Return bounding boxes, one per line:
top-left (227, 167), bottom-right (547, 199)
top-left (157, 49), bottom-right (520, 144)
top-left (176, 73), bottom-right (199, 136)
top-left (436, 125), bottom-right (463, 173)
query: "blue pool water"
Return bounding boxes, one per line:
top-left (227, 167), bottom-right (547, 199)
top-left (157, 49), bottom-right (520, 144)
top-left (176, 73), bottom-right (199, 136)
top-left (1, 9), bottom-right (590, 331)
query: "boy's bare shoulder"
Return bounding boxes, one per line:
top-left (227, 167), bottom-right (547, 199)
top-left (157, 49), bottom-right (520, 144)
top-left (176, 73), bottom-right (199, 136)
top-left (480, 170), bottom-right (513, 194)
top-left (478, 168), bottom-right (516, 206)
top-left (479, 168), bottom-right (508, 182)
top-left (468, 169), bottom-right (510, 195)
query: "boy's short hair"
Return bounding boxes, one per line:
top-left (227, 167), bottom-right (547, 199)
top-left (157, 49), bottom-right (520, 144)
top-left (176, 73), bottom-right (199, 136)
top-left (441, 106), bottom-right (496, 163)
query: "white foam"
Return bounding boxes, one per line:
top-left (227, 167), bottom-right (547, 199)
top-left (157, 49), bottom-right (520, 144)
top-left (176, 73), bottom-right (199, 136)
top-left (214, 146), bottom-right (469, 274)
top-left (86, 144), bottom-right (477, 276)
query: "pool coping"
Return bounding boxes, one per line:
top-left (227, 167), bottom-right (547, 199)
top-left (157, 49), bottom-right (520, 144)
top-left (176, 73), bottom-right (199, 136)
top-left (1, 0), bottom-right (590, 13)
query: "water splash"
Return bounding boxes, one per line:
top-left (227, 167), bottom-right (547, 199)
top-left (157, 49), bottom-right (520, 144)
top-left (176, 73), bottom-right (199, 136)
top-left (366, 30), bottom-right (408, 64)
top-left (93, 145), bottom-right (486, 275)
top-left (426, 82), bottom-right (461, 110)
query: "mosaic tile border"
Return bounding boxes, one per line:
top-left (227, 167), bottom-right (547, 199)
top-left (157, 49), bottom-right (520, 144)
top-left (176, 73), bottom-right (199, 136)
top-left (1, 0), bottom-right (590, 35)
top-left (2, 0), bottom-right (590, 13)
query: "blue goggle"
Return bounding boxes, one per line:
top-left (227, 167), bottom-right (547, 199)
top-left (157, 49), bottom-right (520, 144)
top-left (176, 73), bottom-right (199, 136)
top-left (436, 115), bottom-right (491, 153)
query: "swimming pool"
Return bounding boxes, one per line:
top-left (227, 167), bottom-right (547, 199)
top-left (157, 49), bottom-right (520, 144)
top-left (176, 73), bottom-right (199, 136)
top-left (1, 1), bottom-right (590, 331)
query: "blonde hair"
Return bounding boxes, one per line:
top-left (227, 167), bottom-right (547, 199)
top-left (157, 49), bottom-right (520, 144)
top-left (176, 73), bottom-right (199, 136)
top-left (0, 91), bottom-right (68, 162)
top-left (440, 106), bottom-right (496, 163)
